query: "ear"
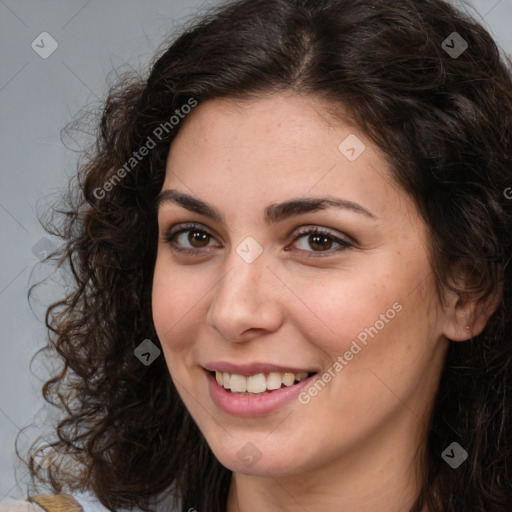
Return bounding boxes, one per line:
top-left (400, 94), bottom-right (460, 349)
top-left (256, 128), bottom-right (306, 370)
top-left (442, 281), bottom-right (502, 342)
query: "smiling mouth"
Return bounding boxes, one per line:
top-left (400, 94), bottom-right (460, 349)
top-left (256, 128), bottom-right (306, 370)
top-left (208, 370), bottom-right (317, 396)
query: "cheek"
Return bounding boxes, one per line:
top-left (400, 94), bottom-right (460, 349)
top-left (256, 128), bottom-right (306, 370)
top-left (286, 267), bottom-right (398, 357)
top-left (151, 257), bottom-right (209, 356)
top-left (286, 252), bottom-right (439, 389)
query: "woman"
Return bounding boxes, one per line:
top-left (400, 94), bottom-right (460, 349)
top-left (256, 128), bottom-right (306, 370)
top-left (8, 0), bottom-right (512, 511)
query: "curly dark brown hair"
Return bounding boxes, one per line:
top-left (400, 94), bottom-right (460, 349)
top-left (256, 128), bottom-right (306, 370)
top-left (16, 0), bottom-right (512, 511)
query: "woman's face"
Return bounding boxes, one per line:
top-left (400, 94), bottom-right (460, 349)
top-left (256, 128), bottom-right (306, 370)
top-left (152, 93), bottom-right (450, 480)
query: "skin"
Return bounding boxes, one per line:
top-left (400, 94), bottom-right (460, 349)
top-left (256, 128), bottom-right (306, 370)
top-left (151, 92), bottom-right (484, 512)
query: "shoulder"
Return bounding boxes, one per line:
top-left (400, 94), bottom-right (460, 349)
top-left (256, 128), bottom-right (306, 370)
top-left (1, 490), bottom-right (180, 512)
top-left (0, 493), bottom-right (108, 512)
top-left (0, 498), bottom-right (45, 512)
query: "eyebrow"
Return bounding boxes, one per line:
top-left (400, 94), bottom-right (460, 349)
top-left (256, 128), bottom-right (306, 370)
top-left (155, 189), bottom-right (376, 224)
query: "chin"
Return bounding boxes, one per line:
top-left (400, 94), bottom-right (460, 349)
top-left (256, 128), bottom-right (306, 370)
top-left (205, 431), bottom-right (312, 477)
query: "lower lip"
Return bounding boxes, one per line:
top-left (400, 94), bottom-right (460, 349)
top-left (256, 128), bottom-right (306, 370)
top-left (206, 371), bottom-right (317, 416)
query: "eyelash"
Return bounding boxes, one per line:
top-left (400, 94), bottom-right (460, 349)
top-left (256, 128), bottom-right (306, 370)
top-left (162, 223), bottom-right (354, 258)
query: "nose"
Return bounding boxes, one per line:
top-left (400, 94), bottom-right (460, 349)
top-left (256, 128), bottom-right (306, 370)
top-left (206, 250), bottom-right (284, 342)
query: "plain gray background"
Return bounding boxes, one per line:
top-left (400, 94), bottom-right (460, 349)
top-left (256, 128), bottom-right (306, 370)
top-left (0, 0), bottom-right (511, 504)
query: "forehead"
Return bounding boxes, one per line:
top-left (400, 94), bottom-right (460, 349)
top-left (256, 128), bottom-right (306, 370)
top-left (169, 93), bottom-right (352, 155)
top-left (162, 93), bottom-right (408, 223)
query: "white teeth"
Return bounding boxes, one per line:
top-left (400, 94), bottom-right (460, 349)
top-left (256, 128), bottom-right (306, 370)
top-left (230, 374), bottom-right (247, 392)
top-left (247, 374), bottom-right (266, 393)
top-left (214, 370), bottom-right (311, 394)
top-left (266, 372), bottom-right (283, 390)
top-left (282, 373), bottom-right (295, 386)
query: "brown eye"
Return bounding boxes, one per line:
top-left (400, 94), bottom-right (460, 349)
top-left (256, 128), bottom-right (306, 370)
top-left (188, 230), bottom-right (210, 248)
top-left (164, 223), bottom-right (221, 255)
top-left (308, 233), bottom-right (334, 251)
top-left (291, 227), bottom-right (353, 256)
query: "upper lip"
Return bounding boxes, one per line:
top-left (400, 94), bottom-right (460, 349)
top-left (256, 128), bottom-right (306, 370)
top-left (203, 362), bottom-right (318, 376)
